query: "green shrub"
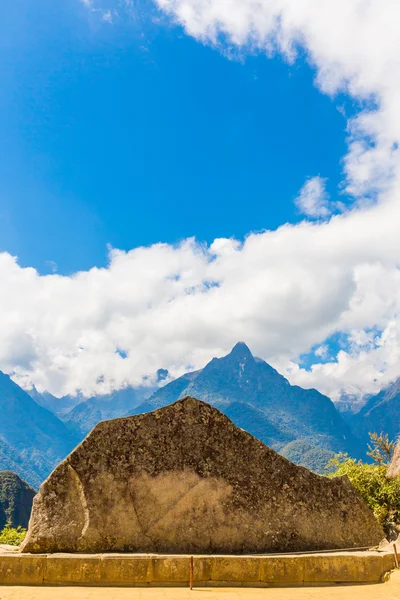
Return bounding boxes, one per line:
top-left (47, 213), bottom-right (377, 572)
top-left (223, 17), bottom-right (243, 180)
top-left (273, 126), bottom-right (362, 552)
top-left (327, 433), bottom-right (400, 529)
top-left (0, 522), bottom-right (27, 546)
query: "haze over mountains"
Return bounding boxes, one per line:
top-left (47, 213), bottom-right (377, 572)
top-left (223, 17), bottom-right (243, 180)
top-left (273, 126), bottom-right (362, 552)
top-left (27, 387), bottom-right (82, 417)
top-left (349, 378), bottom-right (400, 444)
top-left (0, 342), bottom-right (399, 487)
top-left (0, 372), bottom-right (78, 489)
top-left (28, 369), bottom-right (169, 437)
top-left (60, 386), bottom-right (157, 437)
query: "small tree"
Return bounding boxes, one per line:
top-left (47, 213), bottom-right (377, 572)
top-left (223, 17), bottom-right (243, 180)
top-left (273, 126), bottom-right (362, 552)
top-left (367, 432), bottom-right (395, 466)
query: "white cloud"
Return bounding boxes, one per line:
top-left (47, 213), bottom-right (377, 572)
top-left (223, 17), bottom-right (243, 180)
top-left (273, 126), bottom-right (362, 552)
top-left (295, 176), bottom-right (330, 218)
top-left (80, 0), bottom-right (117, 22)
top-left (314, 344), bottom-right (329, 360)
top-left (102, 10), bottom-right (114, 22)
top-left (45, 260), bottom-right (58, 274)
top-left (284, 319), bottom-right (400, 401)
top-left (2, 190), bottom-right (400, 399)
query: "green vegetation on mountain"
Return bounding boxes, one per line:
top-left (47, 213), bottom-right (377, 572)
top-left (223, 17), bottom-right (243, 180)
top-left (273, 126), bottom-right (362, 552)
top-left (0, 438), bottom-right (41, 490)
top-left (280, 440), bottom-right (335, 473)
top-left (0, 471), bottom-right (35, 530)
top-left (0, 371), bottom-right (79, 487)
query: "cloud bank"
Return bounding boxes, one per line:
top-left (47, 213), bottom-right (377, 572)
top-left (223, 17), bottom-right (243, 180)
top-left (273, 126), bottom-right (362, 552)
top-left (3, 0), bottom-right (400, 400)
top-left (2, 188), bottom-right (400, 399)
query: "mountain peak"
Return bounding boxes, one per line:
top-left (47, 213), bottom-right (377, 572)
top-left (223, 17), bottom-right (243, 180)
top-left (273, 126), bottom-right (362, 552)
top-left (229, 341), bottom-right (253, 359)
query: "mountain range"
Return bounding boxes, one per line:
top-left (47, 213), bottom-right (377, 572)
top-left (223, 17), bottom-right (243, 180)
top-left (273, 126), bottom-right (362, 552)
top-left (27, 387), bottom-right (82, 416)
top-left (0, 372), bottom-right (78, 489)
top-left (129, 342), bottom-right (364, 471)
top-left (60, 385), bottom-right (157, 437)
top-left (348, 378), bottom-right (400, 443)
top-left (1, 342), bottom-right (399, 487)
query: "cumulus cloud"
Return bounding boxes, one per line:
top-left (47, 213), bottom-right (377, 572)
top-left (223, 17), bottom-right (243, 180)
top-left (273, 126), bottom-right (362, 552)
top-left (3, 0), bottom-right (400, 401)
top-left (295, 176), bottom-right (331, 218)
top-left (284, 320), bottom-right (400, 401)
top-left (2, 188), bottom-right (400, 399)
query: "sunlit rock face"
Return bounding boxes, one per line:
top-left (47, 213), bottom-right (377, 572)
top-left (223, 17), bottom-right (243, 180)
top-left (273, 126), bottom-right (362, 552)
top-left (388, 439), bottom-right (400, 478)
top-left (21, 397), bottom-right (383, 554)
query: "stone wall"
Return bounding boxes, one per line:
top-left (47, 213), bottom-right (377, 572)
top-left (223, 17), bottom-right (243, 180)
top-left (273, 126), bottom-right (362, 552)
top-left (1, 550), bottom-right (395, 586)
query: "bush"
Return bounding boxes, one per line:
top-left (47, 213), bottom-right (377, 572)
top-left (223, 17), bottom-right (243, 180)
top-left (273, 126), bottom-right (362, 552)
top-left (327, 433), bottom-right (400, 530)
top-left (0, 522), bottom-right (27, 546)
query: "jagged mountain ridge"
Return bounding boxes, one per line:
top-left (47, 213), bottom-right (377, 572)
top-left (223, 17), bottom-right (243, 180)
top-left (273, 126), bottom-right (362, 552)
top-left (350, 377), bottom-right (400, 442)
top-left (130, 342), bottom-right (364, 471)
top-left (2, 342), bottom-right (387, 482)
top-left (27, 387), bottom-right (82, 416)
top-left (0, 372), bottom-right (79, 488)
top-left (29, 370), bottom-right (168, 437)
top-left (60, 385), bottom-right (157, 436)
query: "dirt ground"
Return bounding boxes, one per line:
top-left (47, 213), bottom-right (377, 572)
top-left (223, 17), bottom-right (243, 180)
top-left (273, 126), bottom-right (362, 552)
top-left (1, 571), bottom-right (400, 600)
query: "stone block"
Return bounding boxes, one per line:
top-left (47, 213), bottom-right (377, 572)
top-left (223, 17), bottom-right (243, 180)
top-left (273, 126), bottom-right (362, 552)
top-left (152, 557), bottom-right (190, 583)
top-left (260, 556), bottom-right (304, 585)
top-left (101, 555), bottom-right (152, 584)
top-left (210, 557), bottom-right (260, 582)
top-left (44, 554), bottom-right (102, 585)
top-left (0, 554), bottom-right (45, 585)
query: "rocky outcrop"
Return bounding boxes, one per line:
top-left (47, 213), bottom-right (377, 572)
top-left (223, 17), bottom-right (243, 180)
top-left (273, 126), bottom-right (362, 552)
top-left (0, 471), bottom-right (36, 529)
top-left (388, 440), bottom-right (400, 478)
top-left (21, 397), bottom-right (384, 554)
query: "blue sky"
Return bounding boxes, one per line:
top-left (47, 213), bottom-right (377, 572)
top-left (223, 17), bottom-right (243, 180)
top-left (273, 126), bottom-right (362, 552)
top-left (0, 0), bottom-right (352, 275)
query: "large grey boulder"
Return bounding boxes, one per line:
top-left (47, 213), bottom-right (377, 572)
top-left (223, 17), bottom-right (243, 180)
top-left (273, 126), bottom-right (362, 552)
top-left (21, 397), bottom-right (384, 554)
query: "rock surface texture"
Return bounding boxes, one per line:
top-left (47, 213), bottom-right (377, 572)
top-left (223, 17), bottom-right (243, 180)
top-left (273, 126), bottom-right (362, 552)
top-left (21, 397), bottom-right (384, 554)
top-left (388, 439), bottom-right (400, 478)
